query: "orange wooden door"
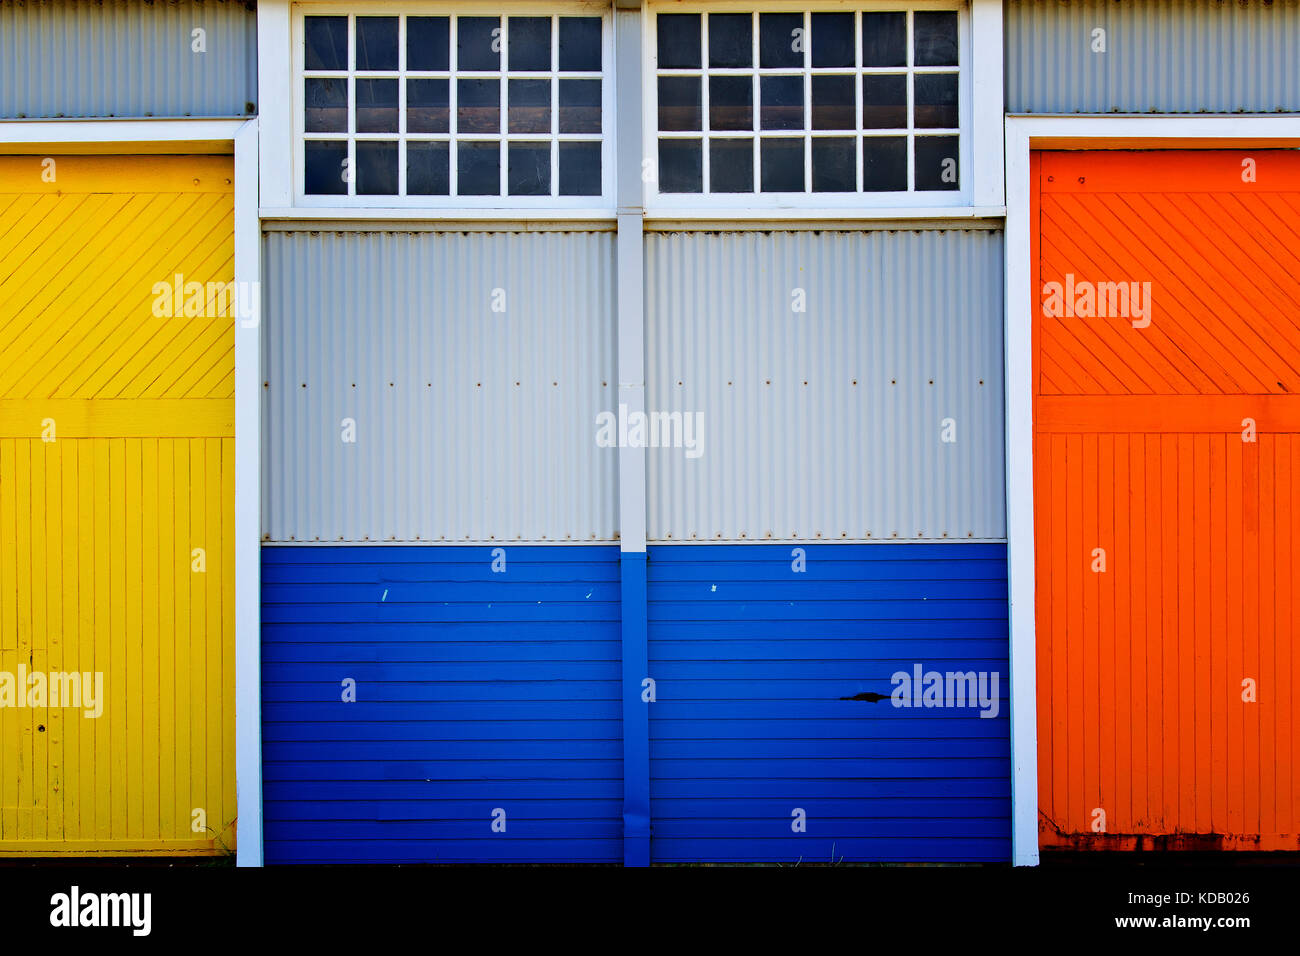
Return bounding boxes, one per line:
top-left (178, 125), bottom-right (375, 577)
top-left (1033, 150), bottom-right (1300, 851)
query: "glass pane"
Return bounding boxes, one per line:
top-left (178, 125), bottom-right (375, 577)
top-left (657, 14), bottom-right (701, 69)
top-left (355, 16), bottom-right (398, 71)
top-left (710, 138), bottom-right (753, 193)
top-left (559, 142), bottom-right (601, 195)
top-left (355, 78), bottom-right (398, 133)
top-left (407, 17), bottom-right (449, 72)
top-left (812, 137), bottom-right (855, 191)
top-left (915, 136), bottom-right (959, 190)
top-left (811, 75), bottom-right (854, 131)
top-left (862, 12), bottom-right (906, 67)
top-left (304, 140), bottom-right (348, 194)
top-left (509, 17), bottom-right (551, 71)
top-left (304, 16), bottom-right (347, 71)
top-left (760, 137), bottom-right (803, 191)
top-left (458, 141), bottom-right (500, 195)
top-left (658, 138), bottom-right (702, 192)
top-left (356, 141), bottom-right (398, 194)
top-left (914, 73), bottom-right (958, 128)
top-left (508, 142), bottom-right (550, 195)
top-left (458, 17), bottom-right (501, 71)
top-left (559, 17), bottom-right (602, 71)
top-left (760, 75), bottom-right (803, 131)
top-left (458, 78), bottom-right (500, 133)
top-left (709, 76), bottom-right (752, 132)
top-left (915, 12), bottom-right (959, 66)
top-left (759, 13), bottom-right (803, 68)
top-left (862, 74), bottom-right (907, 129)
top-left (559, 79), bottom-right (601, 133)
top-left (508, 78), bottom-right (550, 133)
top-left (811, 13), bottom-right (854, 67)
top-left (407, 78), bottom-right (449, 133)
top-left (708, 13), bottom-right (752, 68)
top-left (407, 141), bottom-right (450, 194)
top-left (862, 136), bottom-right (907, 191)
top-left (658, 76), bottom-right (701, 131)
top-left (304, 77), bottom-right (347, 132)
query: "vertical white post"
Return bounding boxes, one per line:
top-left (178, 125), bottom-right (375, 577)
top-left (1003, 119), bottom-right (1038, 866)
top-left (971, 0), bottom-right (1004, 209)
top-left (258, 0), bottom-right (293, 207)
top-left (234, 117), bottom-right (264, 867)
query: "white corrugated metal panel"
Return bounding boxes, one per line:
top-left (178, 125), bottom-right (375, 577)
top-left (0, 0), bottom-right (257, 118)
top-left (1006, 0), bottom-right (1300, 114)
top-left (645, 229), bottom-right (1005, 542)
top-left (262, 230), bottom-right (618, 543)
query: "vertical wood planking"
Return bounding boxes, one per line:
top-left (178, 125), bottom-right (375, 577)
top-left (0, 155), bottom-right (235, 855)
top-left (1034, 150), bottom-right (1300, 850)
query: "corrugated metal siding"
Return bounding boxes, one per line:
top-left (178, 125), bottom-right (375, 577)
top-left (0, 0), bottom-right (257, 119)
top-left (648, 543), bottom-right (1011, 863)
top-left (1006, 0), bottom-right (1300, 114)
top-left (261, 545), bottom-right (623, 864)
top-left (261, 230), bottom-right (618, 544)
top-left (644, 230), bottom-right (1005, 543)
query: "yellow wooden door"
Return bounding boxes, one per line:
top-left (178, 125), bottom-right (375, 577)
top-left (0, 154), bottom-right (235, 855)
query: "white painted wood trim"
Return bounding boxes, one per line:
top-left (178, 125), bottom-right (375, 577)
top-left (258, 0), bottom-right (294, 207)
top-left (970, 0), bottom-right (1002, 207)
top-left (259, 205), bottom-right (618, 219)
top-left (1003, 113), bottom-right (1300, 868)
top-left (233, 118), bottom-right (264, 868)
top-left (0, 118), bottom-right (246, 143)
top-left (1003, 117), bottom-right (1035, 868)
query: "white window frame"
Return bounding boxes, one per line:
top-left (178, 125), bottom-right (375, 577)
top-left (643, 0), bottom-right (984, 216)
top-left (1003, 114), bottom-right (1300, 869)
top-left (289, 1), bottom-right (616, 210)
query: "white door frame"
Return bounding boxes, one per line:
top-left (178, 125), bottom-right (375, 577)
top-left (0, 117), bottom-right (263, 867)
top-left (1003, 114), bottom-right (1300, 866)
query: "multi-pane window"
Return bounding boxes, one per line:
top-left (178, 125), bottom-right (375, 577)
top-left (654, 9), bottom-right (961, 196)
top-left (300, 12), bottom-right (605, 199)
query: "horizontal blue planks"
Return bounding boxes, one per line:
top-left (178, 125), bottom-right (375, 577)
top-left (647, 543), bottom-right (1011, 864)
top-left (262, 545), bottom-right (623, 864)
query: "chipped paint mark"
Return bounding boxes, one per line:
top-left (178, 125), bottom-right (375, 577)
top-left (840, 691), bottom-right (890, 702)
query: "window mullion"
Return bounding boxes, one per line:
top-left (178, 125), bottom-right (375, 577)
top-left (348, 13), bottom-right (356, 198)
top-left (399, 15), bottom-right (407, 198)
top-left (449, 14), bottom-right (458, 197)
top-left (802, 11), bottom-right (811, 194)
top-left (751, 12), bottom-right (759, 194)
top-left (551, 14), bottom-right (559, 197)
top-left (500, 15), bottom-right (508, 198)
top-left (855, 10), bottom-right (863, 193)
top-left (701, 15), bottom-right (710, 193)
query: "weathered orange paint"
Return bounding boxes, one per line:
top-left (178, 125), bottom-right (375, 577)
top-left (1033, 150), bottom-right (1300, 851)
